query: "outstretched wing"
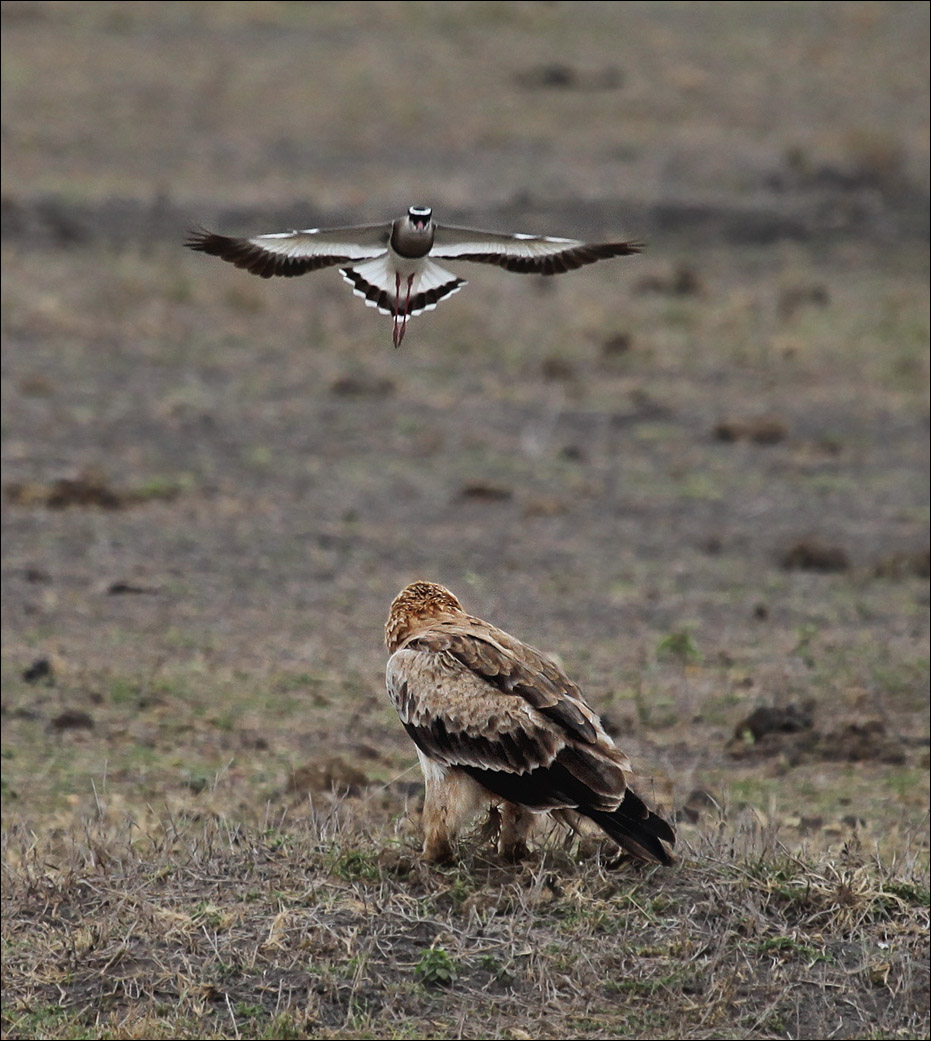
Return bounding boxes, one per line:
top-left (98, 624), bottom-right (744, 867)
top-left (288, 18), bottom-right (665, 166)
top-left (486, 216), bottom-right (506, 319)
top-left (185, 224), bottom-right (391, 278)
top-left (431, 224), bottom-right (642, 275)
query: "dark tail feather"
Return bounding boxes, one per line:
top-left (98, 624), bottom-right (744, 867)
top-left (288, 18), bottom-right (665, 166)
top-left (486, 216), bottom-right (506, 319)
top-left (582, 789), bottom-right (675, 865)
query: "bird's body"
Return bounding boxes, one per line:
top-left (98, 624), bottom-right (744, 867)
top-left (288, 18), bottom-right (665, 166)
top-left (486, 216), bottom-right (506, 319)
top-left (385, 581), bottom-right (675, 865)
top-left (186, 206), bottom-right (641, 346)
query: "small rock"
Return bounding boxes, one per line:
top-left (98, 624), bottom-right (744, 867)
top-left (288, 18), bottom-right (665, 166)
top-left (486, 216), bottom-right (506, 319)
top-left (107, 580), bottom-right (157, 595)
top-left (601, 332), bottom-right (632, 356)
top-left (780, 539), bottom-right (850, 572)
top-left (457, 482), bottom-right (512, 502)
top-left (540, 356), bottom-right (575, 381)
top-left (23, 657), bottom-right (54, 684)
top-left (798, 815), bottom-right (824, 834)
top-left (734, 703), bottom-right (815, 742)
top-left (48, 709), bottom-right (95, 731)
top-left (819, 719), bottom-right (906, 765)
top-left (514, 64), bottom-right (623, 91)
top-left (680, 788), bottom-right (721, 823)
top-left (713, 416), bottom-right (788, 445)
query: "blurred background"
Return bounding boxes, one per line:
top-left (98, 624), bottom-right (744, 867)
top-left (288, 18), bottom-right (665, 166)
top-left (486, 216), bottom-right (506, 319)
top-left (1, 1), bottom-right (928, 852)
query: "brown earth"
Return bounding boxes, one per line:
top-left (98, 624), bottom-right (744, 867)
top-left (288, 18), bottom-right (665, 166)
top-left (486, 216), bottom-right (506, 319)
top-left (1, 3), bottom-right (929, 1039)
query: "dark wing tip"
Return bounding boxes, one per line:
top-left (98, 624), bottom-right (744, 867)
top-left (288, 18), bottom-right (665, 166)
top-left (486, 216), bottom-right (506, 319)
top-left (183, 229), bottom-right (280, 278)
top-left (184, 227), bottom-right (242, 260)
top-left (590, 239), bottom-right (645, 254)
top-left (184, 225), bottom-right (216, 251)
top-left (452, 239), bottom-right (644, 275)
top-left (536, 239), bottom-right (645, 274)
top-left (185, 228), bottom-right (348, 278)
top-left (585, 789), bottom-right (676, 865)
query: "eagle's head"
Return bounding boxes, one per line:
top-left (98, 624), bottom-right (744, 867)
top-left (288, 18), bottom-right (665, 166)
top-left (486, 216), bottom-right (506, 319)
top-left (386, 580), bottom-right (464, 652)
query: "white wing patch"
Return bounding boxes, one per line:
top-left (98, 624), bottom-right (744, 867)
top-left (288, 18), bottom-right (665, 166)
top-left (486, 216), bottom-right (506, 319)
top-left (431, 228), bottom-right (583, 261)
top-left (247, 229), bottom-right (388, 262)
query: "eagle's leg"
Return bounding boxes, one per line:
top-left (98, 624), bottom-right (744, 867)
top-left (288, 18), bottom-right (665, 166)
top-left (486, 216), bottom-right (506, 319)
top-left (419, 763), bottom-right (490, 863)
top-left (498, 802), bottom-right (534, 862)
top-left (421, 827), bottom-right (455, 864)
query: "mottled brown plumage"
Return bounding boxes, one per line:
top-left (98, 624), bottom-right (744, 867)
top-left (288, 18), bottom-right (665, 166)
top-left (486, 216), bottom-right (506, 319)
top-left (385, 581), bottom-right (675, 865)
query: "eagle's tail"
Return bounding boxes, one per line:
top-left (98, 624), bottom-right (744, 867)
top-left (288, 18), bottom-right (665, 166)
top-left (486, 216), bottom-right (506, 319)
top-left (582, 789), bottom-right (676, 865)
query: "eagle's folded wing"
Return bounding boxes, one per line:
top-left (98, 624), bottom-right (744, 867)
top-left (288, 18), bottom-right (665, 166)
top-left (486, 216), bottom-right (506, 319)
top-left (387, 636), bottom-right (629, 813)
top-left (406, 623), bottom-right (605, 746)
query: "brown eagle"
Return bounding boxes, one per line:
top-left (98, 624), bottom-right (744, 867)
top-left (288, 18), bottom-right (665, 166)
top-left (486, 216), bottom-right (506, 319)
top-left (385, 581), bottom-right (675, 864)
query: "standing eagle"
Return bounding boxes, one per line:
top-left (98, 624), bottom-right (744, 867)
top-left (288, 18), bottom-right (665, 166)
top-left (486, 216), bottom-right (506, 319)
top-left (385, 581), bottom-right (675, 865)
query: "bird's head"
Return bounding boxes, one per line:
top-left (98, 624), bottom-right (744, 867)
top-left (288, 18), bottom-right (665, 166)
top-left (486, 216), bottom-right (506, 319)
top-left (407, 205), bottom-right (433, 231)
top-left (386, 580), bottom-right (463, 651)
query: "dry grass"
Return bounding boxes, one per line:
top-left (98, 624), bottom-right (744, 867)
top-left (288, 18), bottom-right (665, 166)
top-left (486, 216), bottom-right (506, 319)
top-left (3, 796), bottom-right (928, 1041)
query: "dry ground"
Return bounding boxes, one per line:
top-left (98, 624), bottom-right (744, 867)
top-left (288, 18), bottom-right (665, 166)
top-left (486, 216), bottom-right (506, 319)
top-left (2, 3), bottom-right (929, 1039)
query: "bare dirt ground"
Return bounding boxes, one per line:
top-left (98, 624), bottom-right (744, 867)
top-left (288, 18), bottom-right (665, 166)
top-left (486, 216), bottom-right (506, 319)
top-left (1, 3), bottom-right (929, 1039)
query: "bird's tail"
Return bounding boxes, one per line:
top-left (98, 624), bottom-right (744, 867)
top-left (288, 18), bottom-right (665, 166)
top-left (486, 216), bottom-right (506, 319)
top-left (582, 789), bottom-right (676, 865)
top-left (340, 257), bottom-right (466, 317)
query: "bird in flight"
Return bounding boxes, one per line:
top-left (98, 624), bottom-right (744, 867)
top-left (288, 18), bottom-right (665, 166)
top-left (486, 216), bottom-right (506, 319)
top-left (186, 206), bottom-right (641, 347)
top-left (385, 580), bottom-right (675, 865)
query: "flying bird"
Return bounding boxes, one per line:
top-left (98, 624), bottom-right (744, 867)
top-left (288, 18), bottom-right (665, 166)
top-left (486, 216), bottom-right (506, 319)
top-left (186, 206), bottom-right (641, 347)
top-left (385, 581), bottom-right (675, 865)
